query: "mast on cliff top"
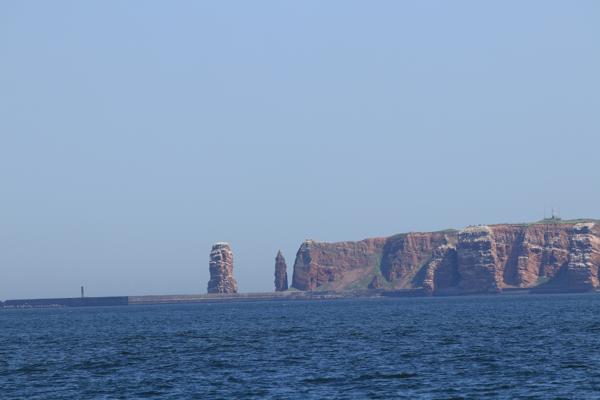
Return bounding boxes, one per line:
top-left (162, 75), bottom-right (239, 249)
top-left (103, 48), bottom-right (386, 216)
top-left (544, 206), bottom-right (562, 223)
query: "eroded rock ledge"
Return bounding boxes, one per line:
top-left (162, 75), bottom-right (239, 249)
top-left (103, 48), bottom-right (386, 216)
top-left (291, 220), bottom-right (600, 294)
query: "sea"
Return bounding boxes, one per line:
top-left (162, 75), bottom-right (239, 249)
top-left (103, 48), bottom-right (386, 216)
top-left (2, 294), bottom-right (600, 399)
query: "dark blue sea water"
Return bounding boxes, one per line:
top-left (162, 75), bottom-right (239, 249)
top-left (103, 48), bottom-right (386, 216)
top-left (2, 294), bottom-right (600, 399)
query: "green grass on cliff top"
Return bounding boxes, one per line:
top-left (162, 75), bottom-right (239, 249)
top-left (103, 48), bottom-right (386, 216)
top-left (384, 219), bottom-right (598, 238)
top-left (489, 218), bottom-right (600, 227)
top-left (314, 219), bottom-right (599, 246)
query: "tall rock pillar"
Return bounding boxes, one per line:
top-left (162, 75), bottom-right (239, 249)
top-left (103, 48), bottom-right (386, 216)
top-left (274, 250), bottom-right (288, 291)
top-left (208, 242), bottom-right (238, 294)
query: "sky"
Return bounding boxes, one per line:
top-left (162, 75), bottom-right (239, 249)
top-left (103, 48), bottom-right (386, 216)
top-left (1, 1), bottom-right (599, 299)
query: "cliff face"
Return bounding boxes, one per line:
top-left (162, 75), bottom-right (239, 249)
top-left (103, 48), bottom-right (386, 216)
top-left (291, 238), bottom-right (386, 291)
top-left (564, 223), bottom-right (600, 291)
top-left (207, 242), bottom-right (238, 294)
top-left (380, 232), bottom-right (454, 288)
top-left (274, 251), bottom-right (289, 292)
top-left (291, 220), bottom-right (600, 294)
top-left (422, 244), bottom-right (458, 294)
top-left (456, 226), bottom-right (501, 293)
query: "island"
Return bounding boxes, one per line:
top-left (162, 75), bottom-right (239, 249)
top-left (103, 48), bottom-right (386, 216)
top-left (2, 218), bottom-right (599, 308)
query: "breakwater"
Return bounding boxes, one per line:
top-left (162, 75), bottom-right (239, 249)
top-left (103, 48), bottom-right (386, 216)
top-left (1, 290), bottom-right (387, 309)
top-left (3, 287), bottom-right (599, 309)
top-left (2, 296), bottom-right (129, 308)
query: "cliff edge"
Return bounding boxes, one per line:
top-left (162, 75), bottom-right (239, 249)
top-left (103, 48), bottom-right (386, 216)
top-left (291, 219), bottom-right (600, 294)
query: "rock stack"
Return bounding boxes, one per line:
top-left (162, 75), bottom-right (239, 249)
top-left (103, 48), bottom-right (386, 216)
top-left (207, 242), bottom-right (238, 294)
top-left (274, 250), bottom-right (288, 291)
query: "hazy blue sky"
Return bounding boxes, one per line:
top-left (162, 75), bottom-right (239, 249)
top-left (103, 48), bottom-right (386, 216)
top-left (1, 1), bottom-right (599, 298)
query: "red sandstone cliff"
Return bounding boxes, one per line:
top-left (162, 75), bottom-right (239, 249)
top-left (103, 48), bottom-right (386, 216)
top-left (291, 220), bottom-right (600, 294)
top-left (291, 238), bottom-right (386, 291)
top-left (207, 242), bottom-right (238, 294)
